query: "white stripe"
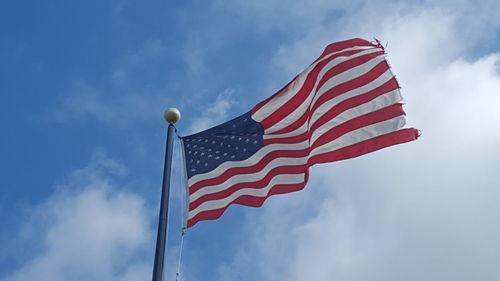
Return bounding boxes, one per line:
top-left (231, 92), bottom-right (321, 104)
top-left (252, 46), bottom-right (377, 123)
top-left (264, 48), bottom-right (384, 133)
top-left (190, 155), bottom-right (309, 201)
top-left (263, 67), bottom-right (395, 141)
top-left (310, 55), bottom-right (387, 111)
top-left (259, 49), bottom-right (384, 133)
top-left (309, 68), bottom-right (395, 129)
top-left (188, 140), bottom-right (310, 186)
top-left (188, 173), bottom-right (306, 220)
top-left (310, 89), bottom-right (403, 145)
top-left (310, 116), bottom-right (407, 158)
top-left (263, 121), bottom-right (309, 140)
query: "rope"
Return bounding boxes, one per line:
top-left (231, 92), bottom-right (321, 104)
top-left (175, 230), bottom-right (185, 281)
top-left (174, 133), bottom-right (187, 281)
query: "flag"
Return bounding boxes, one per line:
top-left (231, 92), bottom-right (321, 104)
top-left (181, 38), bottom-right (419, 228)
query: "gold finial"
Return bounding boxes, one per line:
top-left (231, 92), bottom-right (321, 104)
top-left (164, 108), bottom-right (181, 124)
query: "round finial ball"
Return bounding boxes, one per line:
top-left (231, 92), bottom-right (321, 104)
top-left (164, 108), bottom-right (181, 124)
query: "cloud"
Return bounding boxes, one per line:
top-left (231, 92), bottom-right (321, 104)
top-left (45, 79), bottom-right (169, 126)
top-left (186, 88), bottom-right (235, 134)
top-left (215, 0), bottom-right (364, 32)
top-left (110, 39), bottom-right (170, 85)
top-left (35, 1), bottom-right (500, 280)
top-left (4, 154), bottom-right (153, 281)
top-left (204, 1), bottom-right (500, 281)
top-left (45, 39), bottom-right (173, 126)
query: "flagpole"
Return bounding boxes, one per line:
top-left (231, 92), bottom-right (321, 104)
top-left (152, 108), bottom-right (181, 281)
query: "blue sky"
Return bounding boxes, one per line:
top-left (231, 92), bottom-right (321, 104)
top-left (1, 1), bottom-right (500, 281)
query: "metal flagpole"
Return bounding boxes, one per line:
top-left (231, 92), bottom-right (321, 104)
top-left (152, 108), bottom-right (181, 281)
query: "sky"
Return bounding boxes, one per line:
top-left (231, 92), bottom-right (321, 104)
top-left (1, 0), bottom-right (500, 280)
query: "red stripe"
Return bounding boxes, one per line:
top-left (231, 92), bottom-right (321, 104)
top-left (253, 48), bottom-right (367, 119)
top-left (310, 77), bottom-right (400, 133)
top-left (187, 182), bottom-right (307, 228)
top-left (259, 50), bottom-right (384, 129)
top-left (252, 39), bottom-right (378, 115)
top-left (313, 38), bottom-right (378, 63)
top-left (311, 103), bottom-right (406, 150)
top-left (189, 148), bottom-right (310, 194)
top-left (189, 165), bottom-right (308, 210)
top-left (309, 128), bottom-right (419, 165)
top-left (263, 77), bottom-right (400, 145)
top-left (263, 131), bottom-right (309, 145)
top-left (316, 51), bottom-right (384, 94)
top-left (270, 110), bottom-right (309, 136)
top-left (264, 51), bottom-right (385, 135)
top-left (310, 60), bottom-right (390, 116)
top-left (252, 79), bottom-right (295, 115)
top-left (264, 60), bottom-right (392, 139)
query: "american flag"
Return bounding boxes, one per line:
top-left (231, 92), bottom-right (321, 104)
top-left (181, 38), bottom-right (419, 228)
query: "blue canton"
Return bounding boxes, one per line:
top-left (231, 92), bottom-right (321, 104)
top-left (181, 111), bottom-right (264, 179)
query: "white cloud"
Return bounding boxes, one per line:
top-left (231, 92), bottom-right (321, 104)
top-left (45, 39), bottom-right (173, 126)
top-left (215, 0), bottom-right (364, 32)
top-left (111, 39), bottom-right (169, 85)
top-left (187, 88), bottom-right (235, 134)
top-left (206, 1), bottom-right (500, 281)
top-left (4, 154), bottom-right (153, 281)
top-left (46, 79), bottom-right (169, 126)
top-left (36, 1), bottom-right (500, 280)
